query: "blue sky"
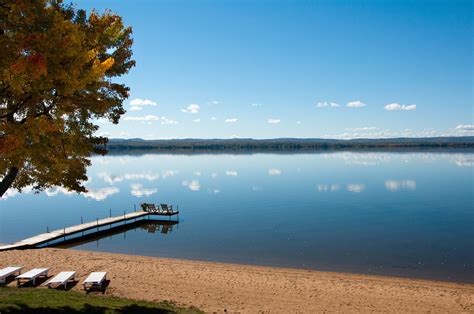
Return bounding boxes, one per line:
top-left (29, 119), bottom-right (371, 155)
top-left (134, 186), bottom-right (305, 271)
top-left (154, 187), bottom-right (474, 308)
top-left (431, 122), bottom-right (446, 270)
top-left (78, 0), bottom-right (472, 139)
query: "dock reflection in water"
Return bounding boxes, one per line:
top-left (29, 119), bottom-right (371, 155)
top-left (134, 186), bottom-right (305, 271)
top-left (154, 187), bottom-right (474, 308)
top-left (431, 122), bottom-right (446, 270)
top-left (54, 219), bottom-right (179, 249)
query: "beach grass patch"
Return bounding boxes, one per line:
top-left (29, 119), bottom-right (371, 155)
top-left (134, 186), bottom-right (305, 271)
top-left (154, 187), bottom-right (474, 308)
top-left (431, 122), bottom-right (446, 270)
top-left (0, 287), bottom-right (203, 313)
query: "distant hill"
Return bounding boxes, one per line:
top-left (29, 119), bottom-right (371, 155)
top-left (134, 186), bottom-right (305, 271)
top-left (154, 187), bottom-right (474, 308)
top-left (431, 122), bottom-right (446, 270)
top-left (103, 137), bottom-right (474, 153)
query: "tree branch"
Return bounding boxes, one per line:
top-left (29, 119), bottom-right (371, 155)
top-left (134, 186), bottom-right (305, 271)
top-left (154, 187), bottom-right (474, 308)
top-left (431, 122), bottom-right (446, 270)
top-left (0, 166), bottom-right (19, 197)
top-left (0, 95), bottom-right (33, 120)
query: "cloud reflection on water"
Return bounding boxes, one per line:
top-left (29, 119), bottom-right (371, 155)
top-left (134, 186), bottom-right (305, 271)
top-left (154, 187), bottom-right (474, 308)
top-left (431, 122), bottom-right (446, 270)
top-left (130, 184), bottom-right (158, 197)
top-left (182, 180), bottom-right (201, 191)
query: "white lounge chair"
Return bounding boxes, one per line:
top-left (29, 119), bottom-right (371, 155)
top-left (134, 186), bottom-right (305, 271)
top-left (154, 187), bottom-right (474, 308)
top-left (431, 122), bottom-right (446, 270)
top-left (16, 268), bottom-right (50, 286)
top-left (44, 271), bottom-right (76, 289)
top-left (83, 271), bottom-right (107, 291)
top-left (0, 266), bottom-right (23, 284)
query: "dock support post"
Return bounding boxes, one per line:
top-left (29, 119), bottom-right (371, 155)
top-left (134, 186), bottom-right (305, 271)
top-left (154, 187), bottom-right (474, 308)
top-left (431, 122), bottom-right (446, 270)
top-left (96, 218), bottom-right (99, 231)
top-left (81, 216), bottom-right (83, 224)
top-left (47, 226), bottom-right (49, 233)
top-left (110, 208), bottom-right (111, 217)
top-left (134, 204), bottom-right (136, 212)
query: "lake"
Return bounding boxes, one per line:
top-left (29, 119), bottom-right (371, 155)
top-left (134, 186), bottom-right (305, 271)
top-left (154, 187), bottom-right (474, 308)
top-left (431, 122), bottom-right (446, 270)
top-left (1, 150), bottom-right (473, 283)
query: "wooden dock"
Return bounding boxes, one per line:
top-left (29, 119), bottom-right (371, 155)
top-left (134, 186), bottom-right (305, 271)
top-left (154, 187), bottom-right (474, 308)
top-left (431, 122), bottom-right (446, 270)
top-left (0, 210), bottom-right (178, 251)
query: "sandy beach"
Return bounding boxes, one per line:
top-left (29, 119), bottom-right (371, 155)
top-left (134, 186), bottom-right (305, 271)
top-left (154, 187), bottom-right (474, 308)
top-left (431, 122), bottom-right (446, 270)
top-left (0, 248), bottom-right (473, 313)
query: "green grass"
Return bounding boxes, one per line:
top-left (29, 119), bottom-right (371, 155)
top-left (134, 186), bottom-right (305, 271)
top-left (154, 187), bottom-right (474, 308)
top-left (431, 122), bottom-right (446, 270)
top-left (0, 287), bottom-right (204, 314)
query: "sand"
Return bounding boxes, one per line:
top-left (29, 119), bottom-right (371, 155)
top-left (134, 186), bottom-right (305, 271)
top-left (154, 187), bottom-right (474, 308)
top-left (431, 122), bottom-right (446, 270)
top-left (1, 248), bottom-right (473, 313)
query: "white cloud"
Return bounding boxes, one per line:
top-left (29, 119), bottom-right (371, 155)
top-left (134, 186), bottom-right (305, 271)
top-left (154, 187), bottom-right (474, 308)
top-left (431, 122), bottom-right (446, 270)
top-left (124, 115), bottom-right (177, 124)
top-left (316, 101), bottom-right (340, 108)
top-left (181, 104), bottom-right (200, 114)
top-left (454, 157), bottom-right (474, 167)
top-left (124, 115), bottom-right (160, 121)
top-left (403, 180), bottom-right (416, 190)
top-left (96, 131), bottom-right (110, 137)
top-left (129, 99), bottom-right (157, 106)
top-left (321, 131), bottom-right (392, 139)
top-left (130, 184), bottom-right (157, 197)
top-left (251, 103), bottom-right (262, 107)
top-left (83, 187), bottom-right (119, 201)
top-left (96, 118), bottom-right (109, 124)
top-left (225, 118), bottom-right (238, 123)
top-left (347, 101), bottom-right (366, 108)
top-left (385, 180), bottom-right (416, 191)
top-left (296, 121), bottom-right (302, 124)
top-left (385, 180), bottom-right (401, 191)
top-left (161, 117), bottom-right (178, 125)
top-left (317, 184), bottom-right (339, 192)
top-left (226, 170), bottom-right (238, 176)
top-left (124, 173), bottom-right (160, 181)
top-left (98, 172), bottom-right (159, 184)
top-left (268, 168), bottom-right (281, 175)
top-left (347, 184), bottom-right (365, 193)
top-left (267, 118), bottom-right (281, 124)
top-left (329, 152), bottom-right (393, 166)
top-left (211, 117), bottom-right (217, 120)
top-left (182, 180), bottom-right (200, 191)
top-left (44, 188), bottom-right (64, 197)
top-left (1, 187), bottom-right (34, 200)
top-left (345, 127), bottom-right (378, 131)
top-left (384, 103), bottom-right (416, 111)
top-left (455, 124), bottom-right (474, 131)
top-left (98, 173), bottom-right (124, 184)
top-left (118, 157), bottom-right (132, 164)
top-left (42, 187), bottom-right (78, 197)
top-left (193, 118), bottom-right (201, 123)
top-left (129, 106), bottom-right (143, 111)
top-left (162, 170), bottom-right (178, 179)
top-left (319, 126), bottom-right (473, 139)
top-left (194, 171), bottom-right (201, 176)
top-left (119, 132), bottom-right (131, 138)
top-left (317, 184), bottom-right (328, 192)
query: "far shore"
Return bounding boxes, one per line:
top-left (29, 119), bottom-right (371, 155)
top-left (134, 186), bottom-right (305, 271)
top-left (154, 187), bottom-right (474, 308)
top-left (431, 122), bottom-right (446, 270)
top-left (1, 248), bottom-right (473, 313)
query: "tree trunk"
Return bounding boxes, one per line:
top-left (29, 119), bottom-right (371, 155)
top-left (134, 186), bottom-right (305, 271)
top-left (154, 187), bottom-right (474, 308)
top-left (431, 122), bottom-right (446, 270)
top-left (0, 167), bottom-right (19, 197)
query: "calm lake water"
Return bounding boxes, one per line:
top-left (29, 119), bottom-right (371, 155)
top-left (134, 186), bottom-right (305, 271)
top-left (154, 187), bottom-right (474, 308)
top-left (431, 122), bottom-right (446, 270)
top-left (1, 151), bottom-right (473, 283)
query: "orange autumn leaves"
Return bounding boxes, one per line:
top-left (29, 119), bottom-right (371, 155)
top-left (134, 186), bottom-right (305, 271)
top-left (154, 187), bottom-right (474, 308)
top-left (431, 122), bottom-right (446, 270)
top-left (0, 0), bottom-right (134, 194)
top-left (10, 53), bottom-right (48, 78)
top-left (6, 11), bottom-right (117, 96)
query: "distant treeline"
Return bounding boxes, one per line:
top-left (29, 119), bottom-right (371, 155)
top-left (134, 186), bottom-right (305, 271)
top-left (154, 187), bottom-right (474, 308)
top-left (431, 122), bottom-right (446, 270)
top-left (102, 137), bottom-right (474, 153)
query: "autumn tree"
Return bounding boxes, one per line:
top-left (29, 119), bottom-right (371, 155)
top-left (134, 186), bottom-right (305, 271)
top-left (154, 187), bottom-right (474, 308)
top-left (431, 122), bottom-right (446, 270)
top-left (0, 0), bottom-right (135, 197)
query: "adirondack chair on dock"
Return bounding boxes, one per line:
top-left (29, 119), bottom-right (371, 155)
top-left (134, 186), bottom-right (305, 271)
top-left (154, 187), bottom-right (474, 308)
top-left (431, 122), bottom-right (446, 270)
top-left (147, 204), bottom-right (158, 213)
top-left (160, 204), bottom-right (173, 214)
top-left (141, 203), bottom-right (177, 215)
top-left (141, 203), bottom-right (157, 213)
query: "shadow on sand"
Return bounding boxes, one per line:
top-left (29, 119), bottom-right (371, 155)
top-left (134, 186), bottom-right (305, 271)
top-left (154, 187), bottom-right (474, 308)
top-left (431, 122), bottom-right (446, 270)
top-left (0, 304), bottom-right (173, 313)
